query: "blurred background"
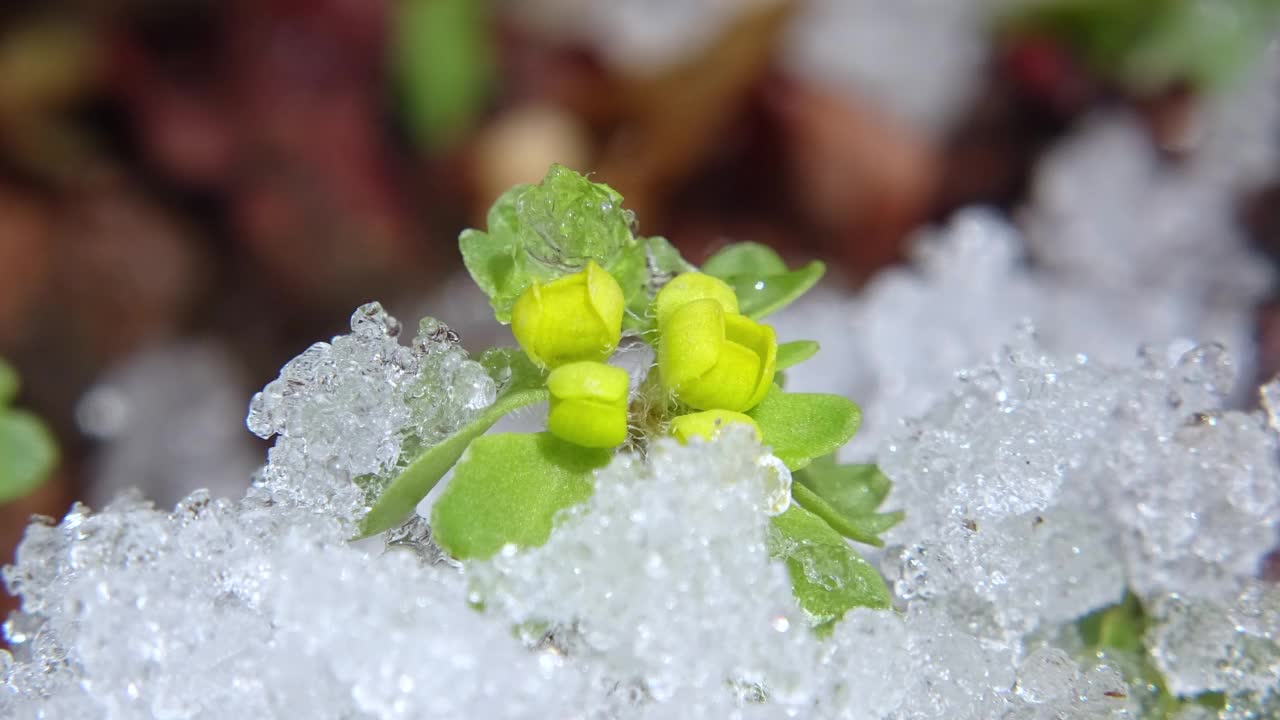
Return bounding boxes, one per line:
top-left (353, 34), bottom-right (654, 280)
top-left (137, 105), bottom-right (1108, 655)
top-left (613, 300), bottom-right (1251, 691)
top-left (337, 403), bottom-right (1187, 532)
top-left (2, 0), bottom-right (1280, 620)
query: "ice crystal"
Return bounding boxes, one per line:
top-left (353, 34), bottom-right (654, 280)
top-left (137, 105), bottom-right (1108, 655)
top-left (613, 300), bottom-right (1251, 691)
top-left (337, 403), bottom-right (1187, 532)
top-left (245, 303), bottom-right (494, 525)
top-left (473, 430), bottom-right (815, 714)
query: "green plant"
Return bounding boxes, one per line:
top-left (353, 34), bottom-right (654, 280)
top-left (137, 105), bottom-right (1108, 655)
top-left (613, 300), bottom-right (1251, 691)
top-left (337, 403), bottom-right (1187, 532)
top-left (355, 165), bottom-right (900, 629)
top-left (1074, 593), bottom-right (1226, 718)
top-left (0, 358), bottom-right (58, 503)
top-left (1001, 0), bottom-right (1280, 93)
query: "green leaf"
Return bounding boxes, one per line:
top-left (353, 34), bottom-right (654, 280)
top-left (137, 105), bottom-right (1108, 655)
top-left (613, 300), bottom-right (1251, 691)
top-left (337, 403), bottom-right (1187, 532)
top-left (790, 483), bottom-right (901, 548)
top-left (795, 455), bottom-right (890, 518)
top-left (701, 243), bottom-right (824, 320)
top-left (356, 387), bottom-right (548, 538)
top-left (431, 432), bottom-right (609, 559)
top-left (392, 0), bottom-right (494, 149)
top-left (0, 410), bottom-right (57, 504)
top-left (645, 236), bottom-right (696, 276)
top-left (0, 358), bottom-right (17, 407)
top-left (748, 386), bottom-right (861, 470)
top-left (768, 505), bottom-right (892, 634)
top-left (460, 165), bottom-right (645, 323)
top-left (1001, 0), bottom-right (1280, 93)
top-left (702, 242), bottom-right (788, 279)
top-left (776, 340), bottom-right (819, 371)
top-left (731, 261), bottom-right (825, 320)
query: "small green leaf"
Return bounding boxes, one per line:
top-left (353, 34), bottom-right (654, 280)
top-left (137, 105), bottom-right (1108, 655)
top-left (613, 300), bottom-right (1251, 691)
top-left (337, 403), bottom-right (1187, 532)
top-left (357, 388), bottom-right (549, 538)
top-left (0, 410), bottom-right (57, 504)
top-left (776, 340), bottom-right (819, 371)
top-left (731, 261), bottom-right (825, 320)
top-left (431, 432), bottom-right (609, 559)
top-left (0, 358), bottom-right (17, 407)
top-left (702, 242), bottom-right (788, 279)
top-left (393, 0), bottom-right (494, 149)
top-left (460, 165), bottom-right (644, 323)
top-left (701, 243), bottom-right (825, 320)
top-left (790, 483), bottom-right (902, 548)
top-left (1074, 592), bottom-right (1189, 717)
top-left (795, 455), bottom-right (891, 518)
top-left (768, 505), bottom-right (892, 633)
top-left (748, 386), bottom-right (861, 470)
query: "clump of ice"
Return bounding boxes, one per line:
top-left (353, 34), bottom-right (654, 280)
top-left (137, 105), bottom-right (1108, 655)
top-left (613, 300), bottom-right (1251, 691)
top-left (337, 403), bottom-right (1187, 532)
top-left (777, 109), bottom-right (1275, 458)
top-left (0, 491), bottom-right (575, 719)
top-left (245, 302), bottom-right (495, 525)
top-left (473, 430), bottom-right (816, 715)
top-left (885, 332), bottom-right (1280, 619)
top-left (6, 297), bottom-right (1278, 717)
top-left (1146, 582), bottom-right (1280, 702)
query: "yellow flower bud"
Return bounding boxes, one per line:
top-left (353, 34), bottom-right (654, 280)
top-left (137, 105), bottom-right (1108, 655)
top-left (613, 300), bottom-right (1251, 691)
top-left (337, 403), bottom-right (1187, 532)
top-left (669, 409), bottom-right (761, 444)
top-left (546, 361), bottom-right (630, 448)
top-left (657, 299), bottom-right (777, 412)
top-left (652, 272), bottom-right (739, 330)
top-left (511, 261), bottom-right (624, 368)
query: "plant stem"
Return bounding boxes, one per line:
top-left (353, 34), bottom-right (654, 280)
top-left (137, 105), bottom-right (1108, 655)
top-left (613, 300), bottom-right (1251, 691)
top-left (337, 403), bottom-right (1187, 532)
top-left (790, 482), bottom-right (887, 548)
top-left (356, 388), bottom-right (549, 538)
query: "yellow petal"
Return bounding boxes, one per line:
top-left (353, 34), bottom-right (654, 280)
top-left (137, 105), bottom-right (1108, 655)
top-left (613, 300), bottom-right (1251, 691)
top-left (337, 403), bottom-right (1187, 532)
top-left (670, 409), bottom-right (761, 443)
top-left (653, 272), bottom-right (739, 330)
top-left (657, 298), bottom-right (725, 392)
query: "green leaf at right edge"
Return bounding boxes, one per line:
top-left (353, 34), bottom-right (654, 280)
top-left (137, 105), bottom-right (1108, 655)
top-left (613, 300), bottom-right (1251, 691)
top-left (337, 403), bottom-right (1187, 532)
top-left (431, 432), bottom-right (609, 560)
top-left (776, 340), bottom-right (819, 371)
top-left (730, 261), bottom-right (825, 320)
top-left (0, 410), bottom-right (58, 503)
top-left (748, 386), bottom-right (861, 471)
top-left (0, 358), bottom-right (17, 407)
top-left (768, 505), bottom-right (891, 635)
top-left (701, 242), bottom-right (825, 320)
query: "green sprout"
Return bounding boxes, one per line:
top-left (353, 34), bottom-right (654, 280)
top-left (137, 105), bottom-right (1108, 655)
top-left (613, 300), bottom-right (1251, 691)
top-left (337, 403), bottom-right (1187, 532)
top-left (0, 357), bottom-right (58, 504)
top-left (355, 165), bottom-right (901, 631)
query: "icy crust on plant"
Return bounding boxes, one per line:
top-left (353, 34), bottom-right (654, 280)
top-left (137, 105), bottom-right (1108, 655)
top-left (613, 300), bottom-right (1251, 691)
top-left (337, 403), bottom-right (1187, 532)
top-left (471, 431), bottom-right (817, 715)
top-left (776, 116), bottom-right (1275, 456)
top-left (880, 337), bottom-right (1280, 712)
top-left (4, 305), bottom-right (1278, 718)
top-left (1147, 583), bottom-right (1280, 700)
top-left (245, 302), bottom-right (495, 525)
top-left (0, 491), bottom-right (576, 719)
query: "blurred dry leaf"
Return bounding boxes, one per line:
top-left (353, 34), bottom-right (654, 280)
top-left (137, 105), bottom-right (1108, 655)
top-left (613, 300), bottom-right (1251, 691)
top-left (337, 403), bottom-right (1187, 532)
top-left (596, 0), bottom-right (794, 228)
top-left (771, 80), bottom-right (938, 275)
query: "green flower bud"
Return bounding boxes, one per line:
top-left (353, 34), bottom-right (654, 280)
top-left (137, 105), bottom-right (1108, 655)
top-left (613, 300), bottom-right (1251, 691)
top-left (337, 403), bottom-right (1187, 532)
top-left (657, 299), bottom-right (777, 412)
top-left (669, 409), bottom-right (761, 444)
top-left (511, 261), bottom-right (624, 368)
top-left (546, 361), bottom-right (630, 448)
top-left (652, 272), bottom-right (738, 330)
